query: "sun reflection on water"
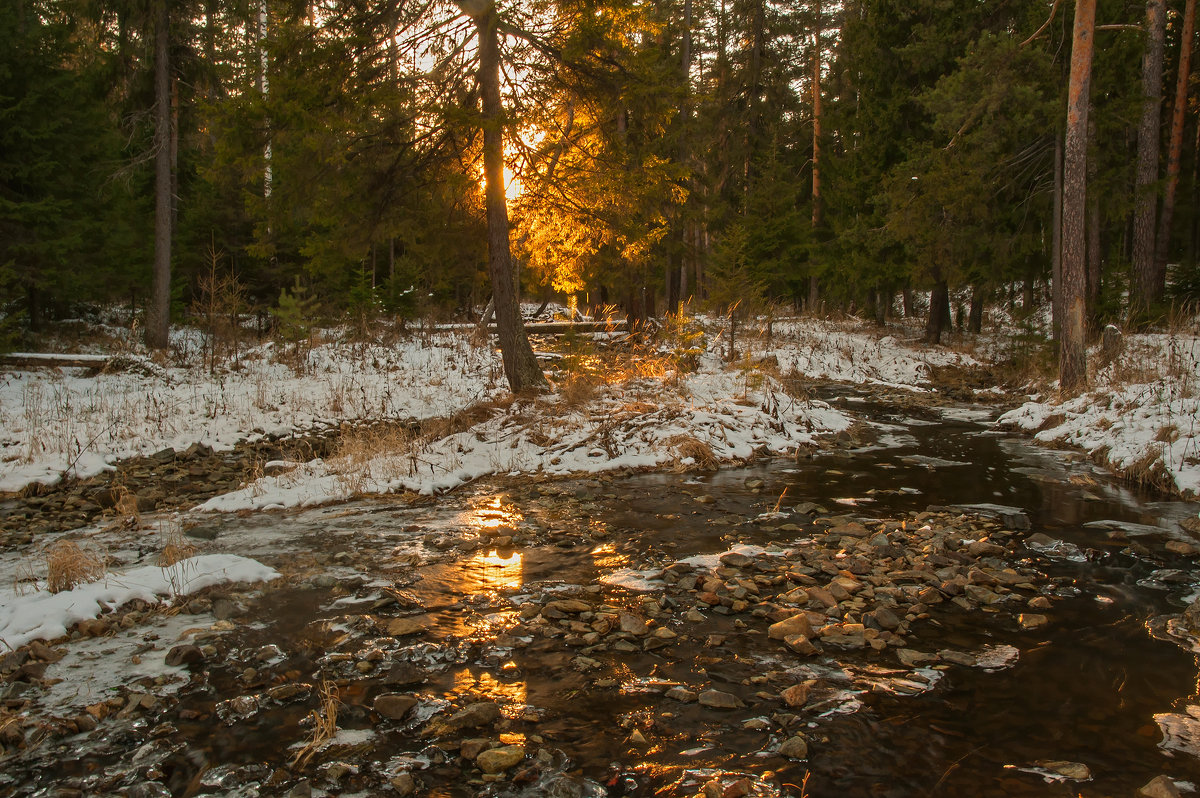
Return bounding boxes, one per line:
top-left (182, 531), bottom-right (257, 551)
top-left (472, 549), bottom-right (524, 592)
top-left (465, 494), bottom-right (525, 532)
top-left (450, 668), bottom-right (528, 719)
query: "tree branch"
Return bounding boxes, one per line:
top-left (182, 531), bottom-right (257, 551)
top-left (1020, 0), bottom-right (1062, 48)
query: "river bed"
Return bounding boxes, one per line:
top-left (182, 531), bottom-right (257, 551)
top-left (2, 394), bottom-right (1200, 797)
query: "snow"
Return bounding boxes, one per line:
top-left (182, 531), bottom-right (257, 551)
top-left (0, 554), bottom-right (279, 650)
top-left (195, 357), bottom-right (853, 512)
top-left (3, 313), bottom-right (1199, 512)
top-left (761, 318), bottom-right (982, 388)
top-left (998, 332), bottom-right (1200, 497)
top-left (0, 332), bottom-right (503, 492)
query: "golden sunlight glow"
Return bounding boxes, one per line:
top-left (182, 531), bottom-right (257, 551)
top-left (464, 494), bottom-right (525, 531)
top-left (504, 165), bottom-right (523, 202)
top-left (471, 549), bottom-right (524, 592)
top-left (450, 669), bottom-right (527, 715)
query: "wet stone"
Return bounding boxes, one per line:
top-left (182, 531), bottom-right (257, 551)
top-left (666, 687), bottom-right (698, 703)
top-left (164, 645), bottom-right (204, 668)
top-left (387, 616), bottom-right (433, 637)
top-left (778, 734), bottom-right (809, 759)
top-left (1138, 775), bottom-right (1183, 798)
top-left (373, 693), bottom-right (418, 720)
top-left (1018, 613), bottom-right (1048, 630)
top-left (698, 690), bottom-right (745, 710)
top-left (780, 683), bottom-right (811, 708)
top-left (476, 744), bottom-right (525, 773)
top-left (768, 613), bottom-right (813, 640)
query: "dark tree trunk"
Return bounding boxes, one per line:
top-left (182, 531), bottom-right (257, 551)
top-left (1154, 0), bottom-right (1197, 301)
top-left (472, 4), bottom-right (545, 392)
top-left (1131, 0), bottom-right (1167, 316)
top-left (1060, 0), bottom-right (1095, 392)
top-left (1087, 188), bottom-right (1102, 329)
top-left (925, 274), bottom-right (950, 345)
top-left (967, 285), bottom-right (985, 333)
top-left (146, 0), bottom-right (172, 350)
top-left (1051, 134), bottom-right (1064, 337)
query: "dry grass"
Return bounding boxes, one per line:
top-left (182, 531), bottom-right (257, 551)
top-left (1123, 446), bottom-right (1176, 493)
top-left (559, 373), bottom-right (599, 408)
top-left (1156, 424), bottom-right (1182, 444)
top-left (667, 434), bottom-right (719, 471)
top-left (292, 680), bottom-right (340, 769)
top-left (43, 540), bottom-right (106, 594)
top-left (157, 518), bottom-right (198, 568)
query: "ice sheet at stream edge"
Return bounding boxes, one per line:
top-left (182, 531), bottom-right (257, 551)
top-left (0, 554), bottom-right (279, 650)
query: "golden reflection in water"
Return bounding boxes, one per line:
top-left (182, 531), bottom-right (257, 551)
top-left (465, 494), bottom-right (525, 532)
top-left (591, 542), bottom-right (630, 570)
top-left (450, 668), bottom-right (528, 718)
top-left (470, 549), bottom-right (524, 593)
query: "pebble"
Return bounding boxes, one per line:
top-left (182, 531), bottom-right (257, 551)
top-left (387, 616), bottom-right (432, 637)
top-left (1138, 775), bottom-right (1182, 798)
top-left (373, 693), bottom-right (418, 720)
top-left (778, 734), bottom-right (809, 759)
top-left (1017, 613), bottom-right (1048, 630)
top-left (698, 690), bottom-right (745, 709)
top-left (475, 745), bottom-right (525, 773)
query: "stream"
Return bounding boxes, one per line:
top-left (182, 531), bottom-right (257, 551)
top-left (4, 392), bottom-right (1200, 798)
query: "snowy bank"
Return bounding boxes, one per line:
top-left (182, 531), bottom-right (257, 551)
top-left (0, 332), bottom-right (503, 493)
top-left (0, 554), bottom-right (279, 650)
top-left (998, 332), bottom-right (1200, 497)
top-left (197, 357), bottom-right (852, 512)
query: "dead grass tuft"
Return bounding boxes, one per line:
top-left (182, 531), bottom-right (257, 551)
top-left (1122, 446), bottom-right (1177, 493)
top-left (667, 434), bottom-right (719, 471)
top-left (559, 374), bottom-right (599, 408)
top-left (157, 518), bottom-right (198, 568)
top-left (43, 540), bottom-right (106, 594)
top-left (293, 680), bottom-right (340, 769)
top-left (1156, 424), bottom-right (1181, 444)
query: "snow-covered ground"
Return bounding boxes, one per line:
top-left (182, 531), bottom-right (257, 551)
top-left (2, 313), bottom-right (1199, 506)
top-left (999, 330), bottom-right (1200, 497)
top-left (0, 330), bottom-right (504, 492)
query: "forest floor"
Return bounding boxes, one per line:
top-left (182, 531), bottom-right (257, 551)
top-left (0, 308), bottom-right (1197, 514)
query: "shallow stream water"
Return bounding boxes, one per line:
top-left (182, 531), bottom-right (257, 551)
top-left (8, 393), bottom-right (1200, 798)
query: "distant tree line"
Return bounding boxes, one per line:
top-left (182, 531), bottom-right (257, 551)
top-left (3, 0), bottom-right (1199, 356)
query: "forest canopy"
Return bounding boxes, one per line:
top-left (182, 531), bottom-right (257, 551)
top-left (3, 0), bottom-right (1199, 345)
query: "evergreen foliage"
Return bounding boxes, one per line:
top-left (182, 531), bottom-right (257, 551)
top-left (3, 0), bottom-right (1199, 346)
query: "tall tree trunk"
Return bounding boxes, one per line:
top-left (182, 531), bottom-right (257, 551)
top-left (1060, 0), bottom-right (1095, 393)
top-left (1087, 185), bottom-right (1101, 328)
top-left (1131, 0), bottom-right (1167, 316)
top-left (925, 272), bottom-right (950, 345)
top-left (678, 0), bottom-right (692, 310)
top-left (146, 0), bottom-right (172, 350)
top-left (471, 4), bottom-right (545, 392)
top-left (1052, 134), bottom-right (1064, 336)
top-left (968, 285), bottom-right (985, 333)
top-left (810, 2), bottom-right (823, 311)
top-left (1154, 0), bottom-right (1196, 301)
top-left (742, 0), bottom-right (765, 212)
top-left (260, 0), bottom-right (272, 198)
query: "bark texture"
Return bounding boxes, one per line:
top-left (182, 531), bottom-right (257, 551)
top-left (1060, 0), bottom-right (1096, 393)
top-left (146, 0), bottom-right (172, 350)
top-left (473, 4), bottom-right (546, 392)
top-left (1154, 0), bottom-right (1197, 300)
top-left (1131, 0), bottom-right (1166, 315)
